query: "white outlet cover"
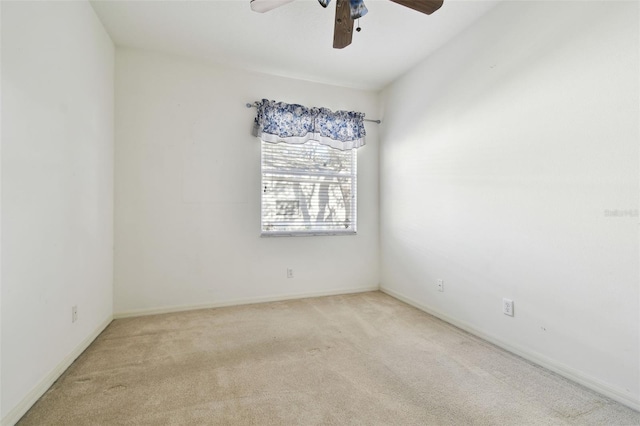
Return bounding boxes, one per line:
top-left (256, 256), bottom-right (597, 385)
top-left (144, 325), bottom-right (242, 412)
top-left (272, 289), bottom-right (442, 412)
top-left (503, 298), bottom-right (514, 316)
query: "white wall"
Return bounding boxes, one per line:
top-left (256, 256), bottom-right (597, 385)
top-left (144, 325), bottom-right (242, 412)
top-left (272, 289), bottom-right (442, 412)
top-left (1, 1), bottom-right (114, 421)
top-left (114, 49), bottom-right (379, 315)
top-left (0, 1), bottom-right (3, 417)
top-left (379, 0), bottom-right (639, 409)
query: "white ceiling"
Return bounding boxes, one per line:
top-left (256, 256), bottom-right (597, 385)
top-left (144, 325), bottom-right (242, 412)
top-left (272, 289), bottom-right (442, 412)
top-left (91, 0), bottom-right (500, 90)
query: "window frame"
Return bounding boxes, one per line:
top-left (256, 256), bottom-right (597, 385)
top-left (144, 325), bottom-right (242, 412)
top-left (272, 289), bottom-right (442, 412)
top-left (260, 140), bottom-right (358, 237)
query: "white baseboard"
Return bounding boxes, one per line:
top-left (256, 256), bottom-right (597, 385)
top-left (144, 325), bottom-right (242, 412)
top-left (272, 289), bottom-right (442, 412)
top-left (380, 286), bottom-right (640, 413)
top-left (114, 286), bottom-right (380, 319)
top-left (1, 316), bottom-right (113, 426)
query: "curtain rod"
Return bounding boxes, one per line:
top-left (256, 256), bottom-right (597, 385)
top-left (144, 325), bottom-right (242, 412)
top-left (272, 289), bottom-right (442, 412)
top-left (245, 102), bottom-right (381, 124)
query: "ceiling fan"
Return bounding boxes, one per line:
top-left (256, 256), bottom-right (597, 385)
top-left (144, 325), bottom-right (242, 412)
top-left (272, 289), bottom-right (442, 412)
top-left (250, 0), bottom-right (444, 49)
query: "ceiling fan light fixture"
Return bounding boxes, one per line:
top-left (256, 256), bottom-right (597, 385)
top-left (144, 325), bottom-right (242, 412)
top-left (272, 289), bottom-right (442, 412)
top-left (250, 0), bottom-right (295, 13)
top-left (349, 0), bottom-right (368, 19)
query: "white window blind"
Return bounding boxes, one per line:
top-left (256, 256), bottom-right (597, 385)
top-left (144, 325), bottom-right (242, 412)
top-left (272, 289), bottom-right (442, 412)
top-left (261, 139), bottom-right (357, 236)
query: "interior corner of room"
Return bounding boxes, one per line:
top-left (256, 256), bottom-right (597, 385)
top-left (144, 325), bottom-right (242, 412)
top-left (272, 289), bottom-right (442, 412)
top-left (1, 0), bottom-right (639, 424)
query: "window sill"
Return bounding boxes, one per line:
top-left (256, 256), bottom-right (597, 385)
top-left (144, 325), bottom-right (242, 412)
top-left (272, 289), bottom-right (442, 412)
top-left (261, 230), bottom-right (357, 238)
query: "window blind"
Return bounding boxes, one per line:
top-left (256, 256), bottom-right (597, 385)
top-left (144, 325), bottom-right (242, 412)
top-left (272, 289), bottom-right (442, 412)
top-left (261, 139), bottom-right (357, 236)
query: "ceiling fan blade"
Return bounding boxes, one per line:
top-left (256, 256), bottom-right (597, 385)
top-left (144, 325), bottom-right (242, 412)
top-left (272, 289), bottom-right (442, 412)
top-left (250, 0), bottom-right (295, 13)
top-left (333, 0), bottom-right (354, 49)
top-left (388, 0), bottom-right (443, 15)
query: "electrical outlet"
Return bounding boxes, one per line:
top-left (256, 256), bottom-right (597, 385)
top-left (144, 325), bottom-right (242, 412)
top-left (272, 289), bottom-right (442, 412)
top-left (503, 298), bottom-right (514, 316)
top-left (287, 268), bottom-right (294, 279)
top-left (72, 305), bottom-right (78, 323)
top-left (437, 279), bottom-right (444, 292)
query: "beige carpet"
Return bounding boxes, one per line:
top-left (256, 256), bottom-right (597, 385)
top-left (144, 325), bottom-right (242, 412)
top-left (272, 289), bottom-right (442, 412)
top-left (18, 291), bottom-right (640, 425)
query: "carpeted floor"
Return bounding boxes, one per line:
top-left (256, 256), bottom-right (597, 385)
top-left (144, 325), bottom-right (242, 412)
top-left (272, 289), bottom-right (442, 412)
top-left (18, 291), bottom-right (640, 425)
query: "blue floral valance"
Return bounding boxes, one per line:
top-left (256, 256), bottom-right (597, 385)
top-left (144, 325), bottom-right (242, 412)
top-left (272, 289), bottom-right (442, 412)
top-left (252, 99), bottom-right (366, 150)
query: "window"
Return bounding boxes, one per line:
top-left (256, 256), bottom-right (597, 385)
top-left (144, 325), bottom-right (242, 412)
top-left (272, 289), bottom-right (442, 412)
top-left (261, 139), bottom-right (357, 236)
